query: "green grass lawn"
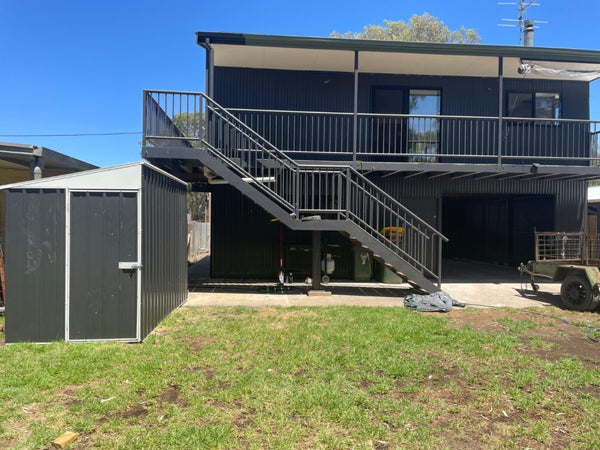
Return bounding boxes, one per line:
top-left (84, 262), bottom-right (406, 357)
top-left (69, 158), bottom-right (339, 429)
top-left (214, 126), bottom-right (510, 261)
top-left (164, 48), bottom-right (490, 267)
top-left (0, 306), bottom-right (599, 449)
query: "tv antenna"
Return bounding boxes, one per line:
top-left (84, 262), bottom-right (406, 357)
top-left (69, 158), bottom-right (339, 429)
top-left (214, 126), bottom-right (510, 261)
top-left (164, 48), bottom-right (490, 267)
top-left (498, 1), bottom-right (548, 45)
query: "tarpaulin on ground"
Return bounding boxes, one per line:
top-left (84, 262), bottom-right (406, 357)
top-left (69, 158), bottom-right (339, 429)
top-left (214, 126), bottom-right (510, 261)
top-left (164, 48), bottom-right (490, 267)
top-left (403, 291), bottom-right (464, 312)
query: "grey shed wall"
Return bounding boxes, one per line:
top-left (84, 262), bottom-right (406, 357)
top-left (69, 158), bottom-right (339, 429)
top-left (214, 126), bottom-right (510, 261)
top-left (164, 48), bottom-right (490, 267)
top-left (4, 163), bottom-right (187, 343)
top-left (5, 189), bottom-right (66, 343)
top-left (140, 165), bottom-right (188, 339)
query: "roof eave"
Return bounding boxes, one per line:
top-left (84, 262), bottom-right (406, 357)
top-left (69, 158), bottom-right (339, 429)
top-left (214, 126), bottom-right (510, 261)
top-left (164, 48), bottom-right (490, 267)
top-left (195, 31), bottom-right (600, 64)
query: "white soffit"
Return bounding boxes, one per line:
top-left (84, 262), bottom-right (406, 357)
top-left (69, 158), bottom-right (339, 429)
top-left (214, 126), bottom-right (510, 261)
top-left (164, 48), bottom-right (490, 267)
top-left (358, 51), bottom-right (499, 77)
top-left (213, 43), bottom-right (600, 81)
top-left (213, 44), bottom-right (355, 72)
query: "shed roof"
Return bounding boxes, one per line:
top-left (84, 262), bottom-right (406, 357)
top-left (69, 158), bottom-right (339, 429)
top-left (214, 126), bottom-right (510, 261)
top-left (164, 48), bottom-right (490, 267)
top-left (196, 31), bottom-right (600, 81)
top-left (0, 161), bottom-right (187, 191)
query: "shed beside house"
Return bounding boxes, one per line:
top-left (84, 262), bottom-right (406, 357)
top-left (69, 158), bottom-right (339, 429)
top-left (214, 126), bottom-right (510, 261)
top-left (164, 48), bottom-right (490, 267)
top-left (3, 162), bottom-right (188, 343)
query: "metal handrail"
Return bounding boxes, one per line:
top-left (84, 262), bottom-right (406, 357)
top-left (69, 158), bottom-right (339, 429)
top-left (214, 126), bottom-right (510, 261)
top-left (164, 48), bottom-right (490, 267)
top-left (228, 107), bottom-right (600, 163)
top-left (144, 90), bottom-right (449, 283)
top-left (230, 107), bottom-right (600, 125)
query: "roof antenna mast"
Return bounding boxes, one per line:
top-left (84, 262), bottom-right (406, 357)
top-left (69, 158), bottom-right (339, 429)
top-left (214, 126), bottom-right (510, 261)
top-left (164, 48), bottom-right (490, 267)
top-left (498, 0), bottom-right (548, 45)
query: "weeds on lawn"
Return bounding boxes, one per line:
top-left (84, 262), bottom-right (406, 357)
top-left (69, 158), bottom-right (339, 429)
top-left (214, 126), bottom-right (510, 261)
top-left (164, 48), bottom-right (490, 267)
top-left (0, 306), bottom-right (599, 449)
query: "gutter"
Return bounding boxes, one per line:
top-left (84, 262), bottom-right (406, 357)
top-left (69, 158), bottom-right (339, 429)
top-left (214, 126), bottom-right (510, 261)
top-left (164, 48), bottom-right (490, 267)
top-left (195, 31), bottom-right (600, 64)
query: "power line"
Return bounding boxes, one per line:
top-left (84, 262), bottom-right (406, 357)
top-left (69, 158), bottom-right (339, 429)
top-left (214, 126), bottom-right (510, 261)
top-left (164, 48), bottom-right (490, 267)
top-left (0, 131), bottom-right (142, 137)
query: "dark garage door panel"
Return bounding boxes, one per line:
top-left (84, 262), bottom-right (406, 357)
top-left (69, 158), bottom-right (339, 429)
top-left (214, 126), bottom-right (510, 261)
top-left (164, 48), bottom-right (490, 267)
top-left (69, 192), bottom-right (138, 340)
top-left (443, 195), bottom-right (555, 266)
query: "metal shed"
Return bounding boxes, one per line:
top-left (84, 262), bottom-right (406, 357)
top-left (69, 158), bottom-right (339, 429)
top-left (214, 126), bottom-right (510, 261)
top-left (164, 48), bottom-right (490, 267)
top-left (2, 162), bottom-right (188, 343)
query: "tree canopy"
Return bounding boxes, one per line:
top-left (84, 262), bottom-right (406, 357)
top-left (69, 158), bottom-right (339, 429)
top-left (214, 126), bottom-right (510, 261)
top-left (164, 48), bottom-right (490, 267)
top-left (331, 13), bottom-right (481, 44)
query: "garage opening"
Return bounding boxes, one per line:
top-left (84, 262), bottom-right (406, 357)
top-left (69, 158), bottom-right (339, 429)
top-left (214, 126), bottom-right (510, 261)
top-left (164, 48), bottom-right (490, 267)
top-left (442, 194), bottom-right (555, 266)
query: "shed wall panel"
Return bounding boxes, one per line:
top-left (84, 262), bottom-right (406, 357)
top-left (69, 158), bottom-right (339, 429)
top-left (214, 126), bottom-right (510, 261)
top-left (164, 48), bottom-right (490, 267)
top-left (140, 166), bottom-right (188, 339)
top-left (5, 189), bottom-right (65, 343)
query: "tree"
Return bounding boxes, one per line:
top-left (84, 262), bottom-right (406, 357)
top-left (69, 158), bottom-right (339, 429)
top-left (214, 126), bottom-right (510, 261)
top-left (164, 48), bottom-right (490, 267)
top-left (172, 111), bottom-right (203, 142)
top-left (331, 13), bottom-right (481, 44)
top-left (171, 112), bottom-right (210, 220)
top-left (188, 190), bottom-right (209, 222)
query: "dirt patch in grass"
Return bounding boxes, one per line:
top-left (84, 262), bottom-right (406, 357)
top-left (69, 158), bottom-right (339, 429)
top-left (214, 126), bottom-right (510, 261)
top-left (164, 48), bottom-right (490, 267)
top-left (186, 336), bottom-right (214, 352)
top-left (120, 403), bottom-right (148, 420)
top-left (447, 308), bottom-right (600, 362)
top-left (233, 407), bottom-right (256, 430)
top-left (257, 307), bottom-right (318, 319)
top-left (158, 384), bottom-right (188, 407)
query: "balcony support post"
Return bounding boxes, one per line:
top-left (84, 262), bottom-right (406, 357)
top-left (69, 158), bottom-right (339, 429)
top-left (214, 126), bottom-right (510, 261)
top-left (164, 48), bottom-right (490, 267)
top-left (353, 50), bottom-right (359, 161)
top-left (205, 38), bottom-right (214, 98)
top-left (311, 230), bottom-right (322, 290)
top-left (497, 56), bottom-right (504, 167)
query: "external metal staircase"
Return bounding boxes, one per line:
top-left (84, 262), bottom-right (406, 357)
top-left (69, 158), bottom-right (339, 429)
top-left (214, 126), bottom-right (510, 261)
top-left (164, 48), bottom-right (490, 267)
top-left (143, 90), bottom-right (448, 293)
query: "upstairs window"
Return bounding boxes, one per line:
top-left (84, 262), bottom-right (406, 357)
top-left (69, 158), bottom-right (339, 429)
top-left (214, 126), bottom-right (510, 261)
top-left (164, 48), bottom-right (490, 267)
top-left (506, 92), bottom-right (561, 119)
top-left (535, 93), bottom-right (561, 119)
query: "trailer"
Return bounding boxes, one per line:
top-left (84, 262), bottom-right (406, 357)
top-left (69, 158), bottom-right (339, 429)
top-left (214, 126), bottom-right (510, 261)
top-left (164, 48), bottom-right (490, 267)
top-left (519, 232), bottom-right (600, 311)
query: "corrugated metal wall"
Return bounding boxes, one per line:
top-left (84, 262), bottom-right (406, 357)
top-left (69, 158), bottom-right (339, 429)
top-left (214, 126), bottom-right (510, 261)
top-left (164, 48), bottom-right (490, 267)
top-left (211, 185), bottom-right (352, 280)
top-left (140, 166), bottom-right (188, 339)
top-left (373, 174), bottom-right (586, 232)
top-left (375, 175), bottom-right (586, 265)
top-left (210, 178), bottom-right (585, 276)
top-left (214, 67), bottom-right (354, 111)
top-left (210, 67), bottom-right (588, 272)
top-left (214, 67), bottom-right (589, 119)
top-left (5, 189), bottom-right (65, 343)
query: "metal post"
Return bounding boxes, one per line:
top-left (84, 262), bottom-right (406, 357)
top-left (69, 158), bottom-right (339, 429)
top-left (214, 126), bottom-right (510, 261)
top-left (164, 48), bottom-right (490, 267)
top-left (345, 167), bottom-right (351, 219)
top-left (497, 57), bottom-right (504, 167)
top-left (353, 50), bottom-right (359, 161)
top-left (31, 147), bottom-right (43, 180)
top-left (311, 230), bottom-right (321, 290)
top-left (205, 38), bottom-right (214, 99)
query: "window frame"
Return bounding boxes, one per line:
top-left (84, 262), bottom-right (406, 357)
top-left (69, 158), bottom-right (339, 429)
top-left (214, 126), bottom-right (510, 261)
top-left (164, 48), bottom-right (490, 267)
top-left (505, 91), bottom-right (562, 121)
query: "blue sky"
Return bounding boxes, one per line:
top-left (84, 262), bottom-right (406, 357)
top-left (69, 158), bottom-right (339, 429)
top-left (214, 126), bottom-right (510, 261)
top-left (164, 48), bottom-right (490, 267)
top-left (1, 0), bottom-right (600, 167)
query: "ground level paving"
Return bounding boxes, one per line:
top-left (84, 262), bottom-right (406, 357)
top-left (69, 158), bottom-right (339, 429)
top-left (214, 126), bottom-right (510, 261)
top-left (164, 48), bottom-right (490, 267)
top-left (185, 257), bottom-right (564, 309)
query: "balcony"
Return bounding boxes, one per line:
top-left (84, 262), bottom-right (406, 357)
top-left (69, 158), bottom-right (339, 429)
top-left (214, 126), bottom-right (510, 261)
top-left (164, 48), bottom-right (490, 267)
top-left (143, 90), bottom-right (600, 170)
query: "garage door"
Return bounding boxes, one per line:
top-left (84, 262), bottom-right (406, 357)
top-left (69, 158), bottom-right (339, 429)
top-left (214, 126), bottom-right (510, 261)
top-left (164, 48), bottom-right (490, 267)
top-left (443, 195), bottom-right (554, 265)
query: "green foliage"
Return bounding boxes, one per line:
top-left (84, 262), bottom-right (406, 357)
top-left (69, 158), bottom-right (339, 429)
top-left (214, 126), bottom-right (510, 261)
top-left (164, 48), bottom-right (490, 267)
top-left (187, 191), bottom-right (208, 221)
top-left (172, 112), bottom-right (203, 139)
top-left (332, 13), bottom-right (481, 44)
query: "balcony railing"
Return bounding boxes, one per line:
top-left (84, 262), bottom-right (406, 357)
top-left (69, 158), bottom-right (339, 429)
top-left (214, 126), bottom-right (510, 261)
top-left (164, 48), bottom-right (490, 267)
top-left (143, 90), bottom-right (600, 166)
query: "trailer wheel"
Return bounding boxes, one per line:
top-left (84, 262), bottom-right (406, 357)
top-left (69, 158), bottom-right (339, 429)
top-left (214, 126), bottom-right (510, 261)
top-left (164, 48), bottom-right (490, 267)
top-left (560, 275), bottom-right (600, 311)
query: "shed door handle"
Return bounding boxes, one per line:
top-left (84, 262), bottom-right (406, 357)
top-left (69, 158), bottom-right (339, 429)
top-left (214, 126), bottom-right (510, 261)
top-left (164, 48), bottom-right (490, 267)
top-left (118, 262), bottom-right (142, 270)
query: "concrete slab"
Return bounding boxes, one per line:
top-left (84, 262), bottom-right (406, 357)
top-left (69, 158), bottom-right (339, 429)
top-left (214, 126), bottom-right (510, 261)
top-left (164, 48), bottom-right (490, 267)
top-left (185, 257), bottom-right (564, 309)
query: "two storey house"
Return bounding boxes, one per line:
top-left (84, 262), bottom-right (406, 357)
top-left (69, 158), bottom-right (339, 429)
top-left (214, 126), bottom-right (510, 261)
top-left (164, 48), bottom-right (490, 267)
top-left (142, 32), bottom-right (600, 292)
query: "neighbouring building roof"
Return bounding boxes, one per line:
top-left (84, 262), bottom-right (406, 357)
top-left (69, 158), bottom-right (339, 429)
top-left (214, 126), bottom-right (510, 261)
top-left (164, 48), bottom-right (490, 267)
top-left (196, 31), bottom-right (600, 81)
top-left (0, 142), bottom-right (97, 175)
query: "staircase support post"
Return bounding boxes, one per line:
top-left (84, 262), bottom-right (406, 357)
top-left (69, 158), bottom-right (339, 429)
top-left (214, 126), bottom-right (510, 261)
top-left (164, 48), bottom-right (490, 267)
top-left (352, 50), bottom-right (359, 161)
top-left (312, 230), bottom-right (321, 290)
